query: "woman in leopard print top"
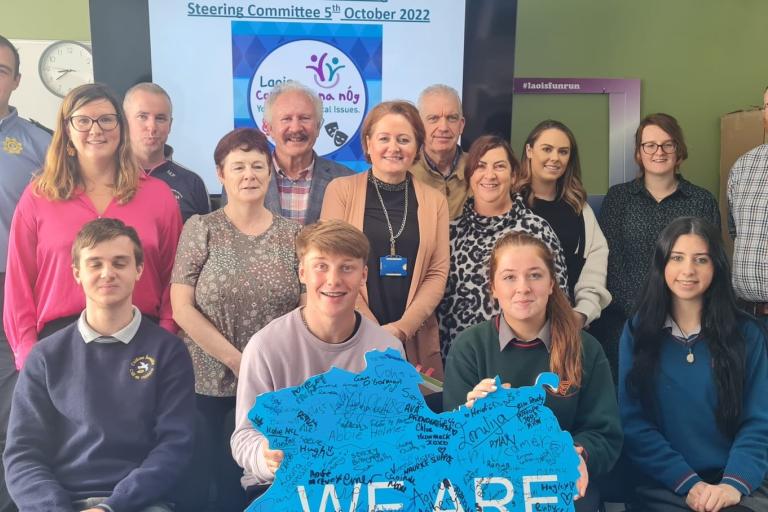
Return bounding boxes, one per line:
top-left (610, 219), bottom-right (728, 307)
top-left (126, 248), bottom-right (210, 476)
top-left (436, 135), bottom-right (568, 360)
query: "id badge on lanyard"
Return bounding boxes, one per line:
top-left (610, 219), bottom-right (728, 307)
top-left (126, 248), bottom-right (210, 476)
top-left (380, 255), bottom-right (408, 277)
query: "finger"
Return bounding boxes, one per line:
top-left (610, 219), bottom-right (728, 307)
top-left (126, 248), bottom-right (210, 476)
top-left (466, 389), bottom-right (491, 403)
top-left (702, 489), bottom-right (720, 512)
top-left (501, 383), bottom-right (512, 389)
top-left (709, 492), bottom-right (726, 512)
top-left (476, 381), bottom-right (497, 393)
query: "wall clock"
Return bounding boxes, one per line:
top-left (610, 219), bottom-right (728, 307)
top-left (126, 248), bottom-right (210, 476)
top-left (38, 40), bottom-right (93, 98)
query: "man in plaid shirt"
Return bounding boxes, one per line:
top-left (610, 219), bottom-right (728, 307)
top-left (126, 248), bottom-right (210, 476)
top-left (727, 86), bottom-right (768, 317)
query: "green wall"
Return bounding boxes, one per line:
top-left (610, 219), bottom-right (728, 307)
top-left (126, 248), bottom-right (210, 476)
top-left (513, 0), bottom-right (767, 195)
top-left (0, 0), bottom-right (90, 40)
top-left (2, 0), bottom-right (765, 197)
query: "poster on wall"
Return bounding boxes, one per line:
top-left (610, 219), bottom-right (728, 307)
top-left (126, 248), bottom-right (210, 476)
top-left (148, 0), bottom-right (466, 188)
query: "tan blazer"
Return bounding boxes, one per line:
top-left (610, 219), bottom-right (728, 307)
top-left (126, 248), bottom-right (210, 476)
top-left (320, 171), bottom-right (449, 379)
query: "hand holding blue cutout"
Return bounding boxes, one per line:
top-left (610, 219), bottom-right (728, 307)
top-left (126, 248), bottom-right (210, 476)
top-left (247, 349), bottom-right (580, 511)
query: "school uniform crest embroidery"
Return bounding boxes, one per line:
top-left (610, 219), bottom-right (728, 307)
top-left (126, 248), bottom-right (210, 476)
top-left (3, 136), bottom-right (22, 155)
top-left (129, 355), bottom-right (157, 380)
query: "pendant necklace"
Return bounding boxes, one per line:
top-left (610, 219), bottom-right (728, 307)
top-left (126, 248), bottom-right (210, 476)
top-left (678, 322), bottom-right (695, 364)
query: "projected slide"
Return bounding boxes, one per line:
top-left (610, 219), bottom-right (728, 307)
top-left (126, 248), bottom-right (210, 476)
top-left (149, 1), bottom-right (466, 190)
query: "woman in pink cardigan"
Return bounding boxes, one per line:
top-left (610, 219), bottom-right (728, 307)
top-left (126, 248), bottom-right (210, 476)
top-left (321, 101), bottom-right (449, 379)
top-left (3, 83), bottom-right (181, 369)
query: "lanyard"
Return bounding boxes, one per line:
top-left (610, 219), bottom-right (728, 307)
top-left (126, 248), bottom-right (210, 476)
top-left (370, 173), bottom-right (409, 256)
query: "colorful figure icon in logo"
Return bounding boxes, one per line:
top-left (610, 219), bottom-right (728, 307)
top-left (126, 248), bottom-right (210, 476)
top-left (306, 53), bottom-right (345, 89)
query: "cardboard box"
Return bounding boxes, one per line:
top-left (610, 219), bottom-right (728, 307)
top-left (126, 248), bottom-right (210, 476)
top-left (719, 109), bottom-right (767, 255)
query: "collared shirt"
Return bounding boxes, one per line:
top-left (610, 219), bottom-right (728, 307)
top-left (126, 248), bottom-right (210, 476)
top-left (497, 315), bottom-right (552, 352)
top-left (0, 107), bottom-right (52, 269)
top-left (77, 306), bottom-right (142, 344)
top-left (410, 146), bottom-right (468, 220)
top-left (274, 154), bottom-right (314, 225)
top-left (599, 176), bottom-right (719, 316)
top-left (728, 144), bottom-right (768, 302)
top-left (662, 315), bottom-right (701, 342)
top-left (423, 145), bottom-right (463, 180)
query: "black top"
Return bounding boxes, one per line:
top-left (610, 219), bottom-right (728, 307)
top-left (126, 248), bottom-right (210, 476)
top-left (146, 160), bottom-right (210, 222)
top-left (531, 197), bottom-right (585, 298)
top-left (363, 174), bottom-right (420, 326)
top-left (598, 177), bottom-right (720, 317)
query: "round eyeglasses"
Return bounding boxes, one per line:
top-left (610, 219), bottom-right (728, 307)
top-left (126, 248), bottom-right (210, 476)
top-left (69, 114), bottom-right (120, 132)
top-left (641, 142), bottom-right (676, 155)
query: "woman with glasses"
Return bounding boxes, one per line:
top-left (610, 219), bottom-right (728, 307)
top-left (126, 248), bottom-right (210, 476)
top-left (592, 113), bottom-right (719, 376)
top-left (517, 120), bottom-right (611, 330)
top-left (3, 83), bottom-right (182, 369)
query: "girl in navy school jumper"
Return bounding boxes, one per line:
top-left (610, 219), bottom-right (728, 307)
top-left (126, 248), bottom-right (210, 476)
top-left (619, 217), bottom-right (768, 512)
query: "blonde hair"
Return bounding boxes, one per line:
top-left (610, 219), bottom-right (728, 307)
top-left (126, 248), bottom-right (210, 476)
top-left (296, 219), bottom-right (370, 262)
top-left (489, 231), bottom-right (583, 388)
top-left (34, 83), bottom-right (140, 203)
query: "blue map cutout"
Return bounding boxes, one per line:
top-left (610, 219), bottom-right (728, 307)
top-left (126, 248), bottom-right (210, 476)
top-left (248, 349), bottom-right (580, 511)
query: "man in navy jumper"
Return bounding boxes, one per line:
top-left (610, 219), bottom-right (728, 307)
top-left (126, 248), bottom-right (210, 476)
top-left (3, 218), bottom-right (195, 512)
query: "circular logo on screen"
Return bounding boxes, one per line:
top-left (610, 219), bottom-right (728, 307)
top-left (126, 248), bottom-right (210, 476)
top-left (249, 40), bottom-right (367, 156)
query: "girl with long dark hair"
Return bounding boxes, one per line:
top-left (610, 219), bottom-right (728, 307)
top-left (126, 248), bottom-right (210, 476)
top-left (444, 231), bottom-right (622, 511)
top-left (619, 217), bottom-right (768, 511)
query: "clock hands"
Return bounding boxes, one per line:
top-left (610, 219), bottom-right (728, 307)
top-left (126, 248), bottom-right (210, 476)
top-left (55, 68), bottom-right (76, 80)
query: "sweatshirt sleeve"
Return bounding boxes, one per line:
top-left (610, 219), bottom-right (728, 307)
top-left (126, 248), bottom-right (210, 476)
top-left (103, 339), bottom-right (196, 511)
top-left (569, 335), bottom-right (622, 477)
top-left (722, 321), bottom-right (768, 496)
top-left (573, 204), bottom-right (611, 325)
top-left (3, 187), bottom-right (40, 369)
top-left (442, 329), bottom-right (482, 412)
top-left (231, 331), bottom-right (279, 484)
top-left (618, 322), bottom-right (702, 494)
top-left (3, 349), bottom-right (75, 511)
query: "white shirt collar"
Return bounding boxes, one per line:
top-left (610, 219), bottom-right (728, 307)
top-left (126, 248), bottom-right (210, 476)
top-left (78, 306), bottom-right (142, 344)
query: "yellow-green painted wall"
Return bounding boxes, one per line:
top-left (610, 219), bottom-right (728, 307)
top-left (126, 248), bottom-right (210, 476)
top-left (0, 0), bottom-right (90, 40)
top-left (513, 0), bottom-right (767, 196)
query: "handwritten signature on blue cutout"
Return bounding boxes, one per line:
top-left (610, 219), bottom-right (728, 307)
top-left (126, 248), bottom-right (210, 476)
top-left (248, 348), bottom-right (580, 511)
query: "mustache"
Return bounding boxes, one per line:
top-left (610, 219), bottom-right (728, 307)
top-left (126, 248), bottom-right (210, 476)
top-left (284, 131), bottom-right (309, 142)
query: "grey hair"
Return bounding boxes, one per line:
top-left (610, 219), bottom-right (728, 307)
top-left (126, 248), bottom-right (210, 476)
top-left (264, 81), bottom-right (323, 128)
top-left (123, 82), bottom-right (173, 115)
top-left (417, 84), bottom-right (463, 114)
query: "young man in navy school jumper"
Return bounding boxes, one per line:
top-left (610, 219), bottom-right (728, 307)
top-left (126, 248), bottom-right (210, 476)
top-left (3, 218), bottom-right (195, 512)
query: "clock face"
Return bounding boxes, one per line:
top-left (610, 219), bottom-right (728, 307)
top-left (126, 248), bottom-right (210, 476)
top-left (38, 41), bottom-right (94, 98)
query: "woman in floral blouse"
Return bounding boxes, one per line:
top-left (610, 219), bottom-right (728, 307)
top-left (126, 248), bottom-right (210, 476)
top-left (171, 128), bottom-right (301, 510)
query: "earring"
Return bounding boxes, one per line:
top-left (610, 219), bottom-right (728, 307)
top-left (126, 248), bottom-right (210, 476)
top-left (66, 141), bottom-right (76, 157)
